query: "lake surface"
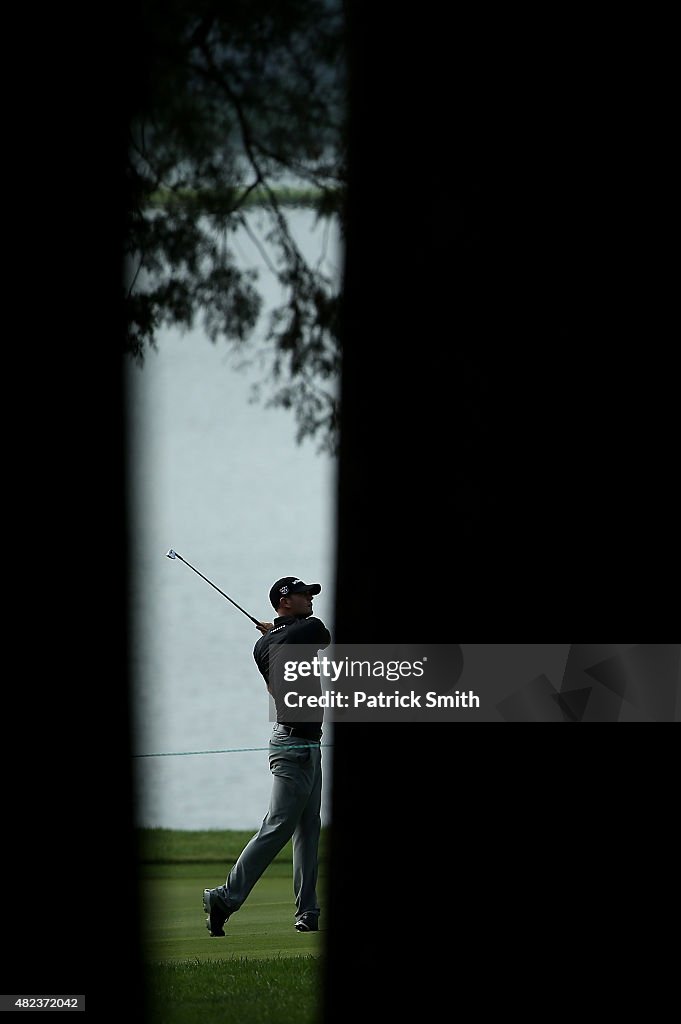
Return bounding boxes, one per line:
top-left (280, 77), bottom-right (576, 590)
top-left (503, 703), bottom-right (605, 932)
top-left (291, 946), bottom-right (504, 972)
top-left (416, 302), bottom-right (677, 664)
top-left (126, 209), bottom-right (339, 830)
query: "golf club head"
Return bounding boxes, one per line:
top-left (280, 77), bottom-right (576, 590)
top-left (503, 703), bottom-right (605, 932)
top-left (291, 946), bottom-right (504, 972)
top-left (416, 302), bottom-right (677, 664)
top-left (166, 549), bottom-right (177, 559)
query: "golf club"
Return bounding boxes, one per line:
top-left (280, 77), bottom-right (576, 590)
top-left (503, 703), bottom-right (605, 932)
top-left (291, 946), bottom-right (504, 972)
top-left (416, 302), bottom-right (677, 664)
top-left (166, 549), bottom-right (262, 626)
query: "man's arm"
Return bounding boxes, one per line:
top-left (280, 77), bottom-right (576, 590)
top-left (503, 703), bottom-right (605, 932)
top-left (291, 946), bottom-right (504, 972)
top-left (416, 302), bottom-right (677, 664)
top-left (255, 621), bottom-right (274, 635)
top-left (289, 616), bottom-right (331, 647)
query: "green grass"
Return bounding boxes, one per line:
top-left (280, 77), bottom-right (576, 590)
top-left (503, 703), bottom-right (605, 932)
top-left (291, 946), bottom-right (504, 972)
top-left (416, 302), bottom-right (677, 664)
top-left (138, 826), bottom-right (330, 865)
top-left (141, 861), bottom-right (326, 962)
top-left (146, 957), bottom-right (322, 1024)
top-left (139, 830), bottom-right (327, 1023)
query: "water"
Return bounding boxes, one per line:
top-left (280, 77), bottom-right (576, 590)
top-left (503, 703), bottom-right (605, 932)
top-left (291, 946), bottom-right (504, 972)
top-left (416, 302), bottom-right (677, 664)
top-left (126, 209), bottom-right (339, 830)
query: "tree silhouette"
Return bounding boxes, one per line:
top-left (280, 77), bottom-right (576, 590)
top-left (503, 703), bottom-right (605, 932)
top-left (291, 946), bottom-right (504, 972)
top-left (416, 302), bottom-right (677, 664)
top-left (125, 0), bottom-right (346, 452)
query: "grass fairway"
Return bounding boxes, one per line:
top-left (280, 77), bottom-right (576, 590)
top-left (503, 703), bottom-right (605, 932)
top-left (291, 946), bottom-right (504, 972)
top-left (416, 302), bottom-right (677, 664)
top-left (146, 957), bottom-right (321, 1024)
top-left (139, 830), bottom-right (326, 1024)
top-left (141, 862), bottom-right (325, 962)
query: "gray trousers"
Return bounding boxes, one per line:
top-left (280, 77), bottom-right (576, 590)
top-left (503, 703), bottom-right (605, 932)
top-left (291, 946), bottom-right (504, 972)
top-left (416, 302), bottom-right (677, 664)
top-left (217, 725), bottom-right (323, 921)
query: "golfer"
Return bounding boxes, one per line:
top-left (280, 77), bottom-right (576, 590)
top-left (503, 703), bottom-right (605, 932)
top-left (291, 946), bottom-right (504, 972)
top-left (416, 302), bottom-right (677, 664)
top-left (203, 576), bottom-right (331, 936)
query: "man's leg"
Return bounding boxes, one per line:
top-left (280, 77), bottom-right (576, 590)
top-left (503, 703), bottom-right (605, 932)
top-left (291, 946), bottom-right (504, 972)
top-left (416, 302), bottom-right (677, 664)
top-left (209, 743), bottom-right (315, 920)
top-left (292, 745), bottom-right (322, 928)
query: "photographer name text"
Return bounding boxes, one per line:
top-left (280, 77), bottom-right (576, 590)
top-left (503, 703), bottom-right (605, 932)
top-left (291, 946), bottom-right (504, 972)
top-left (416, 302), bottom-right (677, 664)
top-left (283, 690), bottom-right (480, 709)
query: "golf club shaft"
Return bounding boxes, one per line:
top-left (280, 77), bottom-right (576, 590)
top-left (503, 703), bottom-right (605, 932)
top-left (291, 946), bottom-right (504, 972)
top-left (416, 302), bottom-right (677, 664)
top-left (173, 552), bottom-right (260, 624)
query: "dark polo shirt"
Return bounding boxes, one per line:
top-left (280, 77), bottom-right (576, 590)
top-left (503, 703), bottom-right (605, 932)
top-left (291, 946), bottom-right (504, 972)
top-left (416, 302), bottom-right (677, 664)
top-left (253, 614), bottom-right (332, 740)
